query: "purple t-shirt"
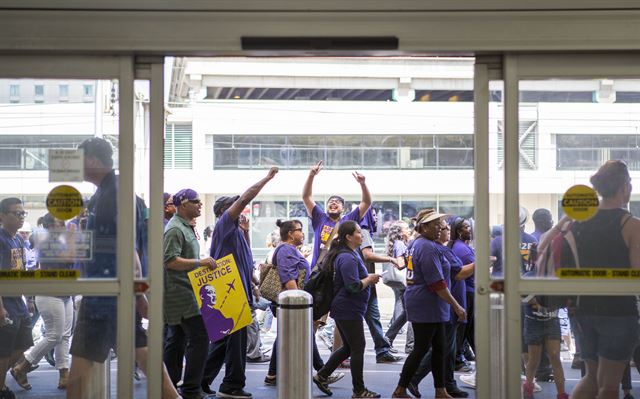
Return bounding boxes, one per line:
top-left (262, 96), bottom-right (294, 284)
top-left (404, 237), bottom-right (451, 323)
top-left (0, 228), bottom-right (28, 318)
top-left (490, 231), bottom-right (538, 277)
top-left (274, 243), bottom-right (311, 285)
top-left (210, 211), bottom-right (255, 303)
top-left (451, 239), bottom-right (475, 293)
top-left (310, 204), bottom-right (361, 268)
top-left (330, 250), bottom-right (370, 320)
top-left (439, 244), bottom-right (467, 324)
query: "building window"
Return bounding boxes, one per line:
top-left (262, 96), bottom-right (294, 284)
top-left (9, 84), bottom-right (19, 97)
top-left (211, 134), bottom-right (473, 170)
top-left (164, 123), bottom-right (193, 169)
top-left (34, 85), bottom-right (44, 96)
top-left (497, 119), bottom-right (538, 170)
top-left (556, 134), bottom-right (640, 170)
top-left (59, 84), bottom-right (69, 101)
top-left (83, 84), bottom-right (94, 98)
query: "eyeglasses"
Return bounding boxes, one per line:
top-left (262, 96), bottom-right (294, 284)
top-left (5, 211), bottom-right (27, 217)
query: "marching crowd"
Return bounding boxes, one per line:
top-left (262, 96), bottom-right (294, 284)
top-left (0, 137), bottom-right (638, 399)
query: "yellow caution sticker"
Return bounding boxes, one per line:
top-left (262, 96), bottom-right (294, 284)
top-left (561, 184), bottom-right (599, 222)
top-left (0, 269), bottom-right (79, 280)
top-left (556, 268), bottom-right (640, 279)
top-left (46, 185), bottom-right (84, 221)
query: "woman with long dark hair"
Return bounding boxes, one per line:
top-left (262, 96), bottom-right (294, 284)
top-left (313, 220), bottom-right (382, 398)
top-left (391, 209), bottom-right (466, 399)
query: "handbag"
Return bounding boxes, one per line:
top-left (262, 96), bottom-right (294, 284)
top-left (382, 262), bottom-right (406, 285)
top-left (259, 245), bottom-right (307, 303)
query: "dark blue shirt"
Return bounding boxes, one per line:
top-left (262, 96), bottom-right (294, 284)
top-left (275, 243), bottom-right (311, 285)
top-left (451, 239), bottom-right (475, 292)
top-left (82, 170), bottom-right (146, 317)
top-left (330, 250), bottom-right (370, 320)
top-left (210, 211), bottom-right (254, 303)
top-left (490, 231), bottom-right (538, 277)
top-left (439, 244), bottom-right (467, 324)
top-left (405, 237), bottom-right (451, 323)
top-left (0, 228), bottom-right (28, 318)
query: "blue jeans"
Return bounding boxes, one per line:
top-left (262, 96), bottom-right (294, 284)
top-left (364, 286), bottom-right (392, 356)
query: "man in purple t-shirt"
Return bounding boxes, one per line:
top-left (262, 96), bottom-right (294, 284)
top-left (302, 160), bottom-right (371, 269)
top-left (201, 167), bottom-right (278, 399)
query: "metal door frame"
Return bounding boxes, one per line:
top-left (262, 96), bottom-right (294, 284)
top-left (0, 55), bottom-right (165, 399)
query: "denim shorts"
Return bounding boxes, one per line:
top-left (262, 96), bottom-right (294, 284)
top-left (0, 315), bottom-right (34, 357)
top-left (523, 317), bottom-right (561, 346)
top-left (577, 314), bottom-right (639, 362)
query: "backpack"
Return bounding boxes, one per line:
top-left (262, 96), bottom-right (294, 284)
top-left (304, 248), bottom-right (352, 321)
top-left (534, 220), bottom-right (580, 310)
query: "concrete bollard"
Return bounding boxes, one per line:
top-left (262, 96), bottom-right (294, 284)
top-left (277, 290), bottom-right (313, 399)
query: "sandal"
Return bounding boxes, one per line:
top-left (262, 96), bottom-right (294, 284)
top-left (9, 367), bottom-right (31, 391)
top-left (353, 388), bottom-right (381, 398)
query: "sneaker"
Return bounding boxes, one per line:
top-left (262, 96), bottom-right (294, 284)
top-left (352, 388), bottom-right (381, 398)
top-left (522, 381), bottom-right (535, 399)
top-left (0, 387), bottom-right (15, 399)
top-left (313, 374), bottom-right (333, 396)
top-left (557, 393), bottom-right (570, 399)
top-left (388, 346), bottom-right (399, 354)
top-left (325, 372), bottom-right (345, 385)
top-left (264, 375), bottom-right (276, 386)
top-left (459, 373), bottom-right (476, 389)
top-left (376, 352), bottom-right (402, 363)
top-left (180, 390), bottom-right (213, 399)
top-left (407, 382), bottom-right (422, 398)
top-left (217, 389), bottom-right (252, 398)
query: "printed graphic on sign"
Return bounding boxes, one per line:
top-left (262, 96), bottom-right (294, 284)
top-left (48, 149), bottom-right (84, 182)
top-left (188, 254), bottom-right (252, 342)
top-left (46, 185), bottom-right (84, 221)
top-left (561, 184), bottom-right (599, 222)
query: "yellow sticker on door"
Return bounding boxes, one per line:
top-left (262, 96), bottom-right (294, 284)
top-left (46, 185), bottom-right (84, 221)
top-left (561, 184), bottom-right (599, 222)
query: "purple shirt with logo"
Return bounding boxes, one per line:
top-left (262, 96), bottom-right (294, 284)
top-left (275, 243), bottom-right (311, 285)
top-left (309, 204), bottom-right (361, 268)
top-left (0, 228), bottom-right (27, 318)
top-left (404, 237), bottom-right (451, 323)
top-left (330, 250), bottom-right (370, 320)
top-left (451, 239), bottom-right (475, 292)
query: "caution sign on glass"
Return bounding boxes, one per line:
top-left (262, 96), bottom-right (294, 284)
top-left (561, 184), bottom-right (599, 222)
top-left (46, 185), bottom-right (84, 221)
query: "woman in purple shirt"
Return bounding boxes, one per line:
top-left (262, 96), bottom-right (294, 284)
top-left (313, 221), bottom-right (382, 398)
top-left (265, 219), bottom-right (344, 387)
top-left (392, 209), bottom-right (466, 399)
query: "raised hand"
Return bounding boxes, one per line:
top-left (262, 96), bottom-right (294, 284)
top-left (352, 171), bottom-right (366, 184)
top-left (267, 166), bottom-right (279, 180)
top-left (310, 160), bottom-right (324, 176)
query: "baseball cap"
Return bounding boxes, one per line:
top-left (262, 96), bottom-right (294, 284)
top-left (173, 189), bottom-right (200, 206)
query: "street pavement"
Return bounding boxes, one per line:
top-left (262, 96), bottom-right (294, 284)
top-left (7, 321), bottom-right (640, 399)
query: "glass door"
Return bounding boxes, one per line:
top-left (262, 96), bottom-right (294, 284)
top-left (500, 54), bottom-right (640, 399)
top-left (0, 55), bottom-right (164, 399)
